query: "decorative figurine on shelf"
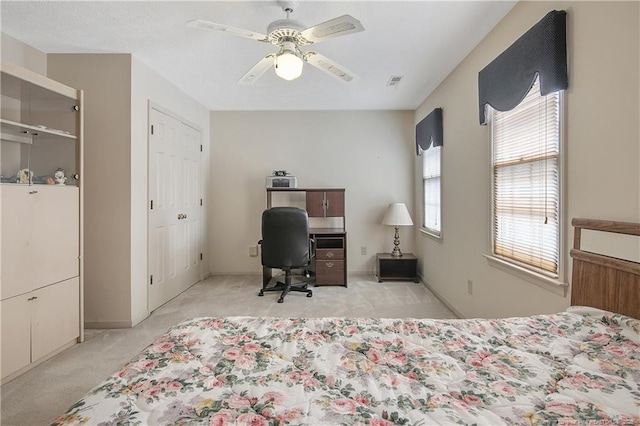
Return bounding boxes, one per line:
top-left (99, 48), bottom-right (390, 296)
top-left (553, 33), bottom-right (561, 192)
top-left (54, 168), bottom-right (67, 185)
top-left (17, 168), bottom-right (33, 184)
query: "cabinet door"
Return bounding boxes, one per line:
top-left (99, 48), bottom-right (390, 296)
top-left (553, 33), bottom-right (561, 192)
top-left (31, 186), bottom-right (79, 291)
top-left (1, 295), bottom-right (31, 379)
top-left (31, 277), bottom-right (79, 362)
top-left (305, 191), bottom-right (325, 217)
top-left (1, 186), bottom-right (33, 300)
top-left (325, 191), bottom-right (345, 217)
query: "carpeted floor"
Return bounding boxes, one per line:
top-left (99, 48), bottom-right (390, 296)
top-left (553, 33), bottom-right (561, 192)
top-left (0, 274), bottom-right (456, 425)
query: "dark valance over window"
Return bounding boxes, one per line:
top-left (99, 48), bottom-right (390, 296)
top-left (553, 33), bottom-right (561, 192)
top-left (416, 107), bottom-right (443, 155)
top-left (478, 10), bottom-right (567, 125)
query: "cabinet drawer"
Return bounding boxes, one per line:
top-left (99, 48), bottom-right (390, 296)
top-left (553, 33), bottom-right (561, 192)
top-left (316, 248), bottom-right (344, 260)
top-left (316, 260), bottom-right (345, 285)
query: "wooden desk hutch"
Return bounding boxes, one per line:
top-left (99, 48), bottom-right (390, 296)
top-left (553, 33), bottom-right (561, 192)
top-left (266, 188), bottom-right (347, 287)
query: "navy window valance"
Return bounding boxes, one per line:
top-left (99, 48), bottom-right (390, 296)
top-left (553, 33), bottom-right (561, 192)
top-left (416, 107), bottom-right (443, 155)
top-left (478, 10), bottom-right (567, 125)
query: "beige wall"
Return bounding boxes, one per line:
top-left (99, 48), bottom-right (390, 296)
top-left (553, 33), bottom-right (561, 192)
top-left (209, 110), bottom-right (416, 275)
top-left (414, 1), bottom-right (639, 318)
top-left (1, 33), bottom-right (46, 75)
top-left (48, 54), bottom-right (210, 327)
top-left (47, 54), bottom-right (133, 327)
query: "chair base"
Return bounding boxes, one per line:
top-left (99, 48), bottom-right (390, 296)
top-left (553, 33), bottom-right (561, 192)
top-left (259, 271), bottom-right (313, 303)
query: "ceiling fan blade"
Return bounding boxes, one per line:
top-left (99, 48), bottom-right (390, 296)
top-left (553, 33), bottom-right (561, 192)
top-left (187, 19), bottom-right (268, 42)
top-left (305, 52), bottom-right (358, 83)
top-left (238, 55), bottom-right (275, 85)
top-left (300, 15), bottom-right (364, 43)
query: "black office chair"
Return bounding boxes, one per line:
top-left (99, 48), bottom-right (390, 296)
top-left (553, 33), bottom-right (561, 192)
top-left (258, 207), bottom-right (313, 303)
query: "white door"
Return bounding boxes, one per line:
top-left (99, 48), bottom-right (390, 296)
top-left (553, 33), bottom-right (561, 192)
top-left (148, 107), bottom-right (201, 311)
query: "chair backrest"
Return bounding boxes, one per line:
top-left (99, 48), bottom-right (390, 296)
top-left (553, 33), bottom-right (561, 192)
top-left (261, 207), bottom-right (311, 269)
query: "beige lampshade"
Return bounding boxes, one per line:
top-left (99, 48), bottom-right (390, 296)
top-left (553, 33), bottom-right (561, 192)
top-left (381, 203), bottom-right (413, 226)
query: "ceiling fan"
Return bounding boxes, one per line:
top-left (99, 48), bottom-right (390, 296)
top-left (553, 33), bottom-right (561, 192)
top-left (187, 0), bottom-right (364, 84)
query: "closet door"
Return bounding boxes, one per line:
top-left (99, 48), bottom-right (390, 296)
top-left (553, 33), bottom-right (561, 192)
top-left (148, 107), bottom-right (201, 311)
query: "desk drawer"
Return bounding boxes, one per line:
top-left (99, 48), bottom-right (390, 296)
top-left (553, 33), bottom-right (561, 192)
top-left (316, 248), bottom-right (344, 260)
top-left (316, 260), bottom-right (345, 285)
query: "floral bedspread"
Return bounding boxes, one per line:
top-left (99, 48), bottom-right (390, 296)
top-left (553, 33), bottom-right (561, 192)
top-left (53, 313), bottom-right (640, 425)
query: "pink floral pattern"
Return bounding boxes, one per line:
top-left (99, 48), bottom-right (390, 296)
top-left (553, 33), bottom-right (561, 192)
top-left (52, 313), bottom-right (640, 425)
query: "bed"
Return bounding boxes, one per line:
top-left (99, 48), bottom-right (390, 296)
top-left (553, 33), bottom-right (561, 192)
top-left (52, 219), bottom-right (640, 425)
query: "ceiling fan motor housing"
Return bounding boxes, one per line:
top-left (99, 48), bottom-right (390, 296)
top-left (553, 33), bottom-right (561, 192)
top-left (266, 19), bottom-right (310, 46)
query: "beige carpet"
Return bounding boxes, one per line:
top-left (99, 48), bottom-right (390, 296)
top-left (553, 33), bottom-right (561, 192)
top-left (0, 274), bottom-right (456, 425)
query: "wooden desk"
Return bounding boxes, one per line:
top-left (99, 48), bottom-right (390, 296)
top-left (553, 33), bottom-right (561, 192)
top-left (262, 227), bottom-right (348, 288)
top-left (264, 188), bottom-right (348, 287)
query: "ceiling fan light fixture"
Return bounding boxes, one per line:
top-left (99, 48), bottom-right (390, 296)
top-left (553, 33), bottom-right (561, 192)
top-left (190, 6), bottom-right (364, 85)
top-left (274, 49), bottom-right (303, 81)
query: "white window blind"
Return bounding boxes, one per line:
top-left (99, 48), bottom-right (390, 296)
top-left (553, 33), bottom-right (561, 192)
top-left (423, 145), bottom-right (441, 235)
top-left (491, 76), bottom-right (561, 276)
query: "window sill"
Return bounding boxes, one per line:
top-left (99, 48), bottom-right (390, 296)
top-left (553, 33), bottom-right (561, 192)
top-left (484, 254), bottom-right (568, 297)
top-left (420, 228), bottom-right (442, 241)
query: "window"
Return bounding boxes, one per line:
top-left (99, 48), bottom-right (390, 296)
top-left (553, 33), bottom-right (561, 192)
top-left (490, 76), bottom-right (562, 277)
top-left (422, 145), bottom-right (441, 235)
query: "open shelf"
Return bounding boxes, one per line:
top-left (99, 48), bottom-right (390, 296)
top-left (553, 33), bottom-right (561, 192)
top-left (1, 119), bottom-right (77, 142)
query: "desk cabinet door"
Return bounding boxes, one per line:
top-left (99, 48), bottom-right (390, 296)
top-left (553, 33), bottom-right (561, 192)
top-left (306, 191), bottom-right (345, 217)
top-left (306, 191), bottom-right (325, 217)
top-left (325, 191), bottom-right (344, 217)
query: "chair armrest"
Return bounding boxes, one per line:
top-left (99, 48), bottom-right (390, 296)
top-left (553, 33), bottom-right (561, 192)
top-left (309, 238), bottom-right (315, 258)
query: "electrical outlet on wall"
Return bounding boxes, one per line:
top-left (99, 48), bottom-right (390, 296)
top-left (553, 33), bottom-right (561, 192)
top-left (361, 246), bottom-right (367, 255)
top-left (249, 246), bottom-right (259, 257)
top-left (467, 279), bottom-right (473, 295)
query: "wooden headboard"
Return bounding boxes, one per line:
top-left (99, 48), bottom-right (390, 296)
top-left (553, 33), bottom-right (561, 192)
top-left (571, 218), bottom-right (640, 319)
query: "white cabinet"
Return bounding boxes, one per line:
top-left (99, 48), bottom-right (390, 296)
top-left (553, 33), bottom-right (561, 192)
top-left (0, 61), bottom-right (83, 383)
top-left (1, 278), bottom-right (79, 379)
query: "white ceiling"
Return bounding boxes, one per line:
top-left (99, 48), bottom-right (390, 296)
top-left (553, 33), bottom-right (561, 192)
top-left (1, 1), bottom-right (516, 111)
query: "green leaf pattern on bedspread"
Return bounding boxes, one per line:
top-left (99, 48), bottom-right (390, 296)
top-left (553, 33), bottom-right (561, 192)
top-left (51, 313), bottom-right (640, 425)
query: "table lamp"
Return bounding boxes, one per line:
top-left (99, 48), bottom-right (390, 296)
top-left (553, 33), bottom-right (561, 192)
top-left (381, 203), bottom-right (413, 257)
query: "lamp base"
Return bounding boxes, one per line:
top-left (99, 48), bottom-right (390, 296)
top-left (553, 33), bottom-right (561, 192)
top-left (390, 226), bottom-right (403, 257)
top-left (391, 247), bottom-right (403, 257)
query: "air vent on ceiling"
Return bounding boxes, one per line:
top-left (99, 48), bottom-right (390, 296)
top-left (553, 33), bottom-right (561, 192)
top-left (387, 75), bottom-right (403, 87)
